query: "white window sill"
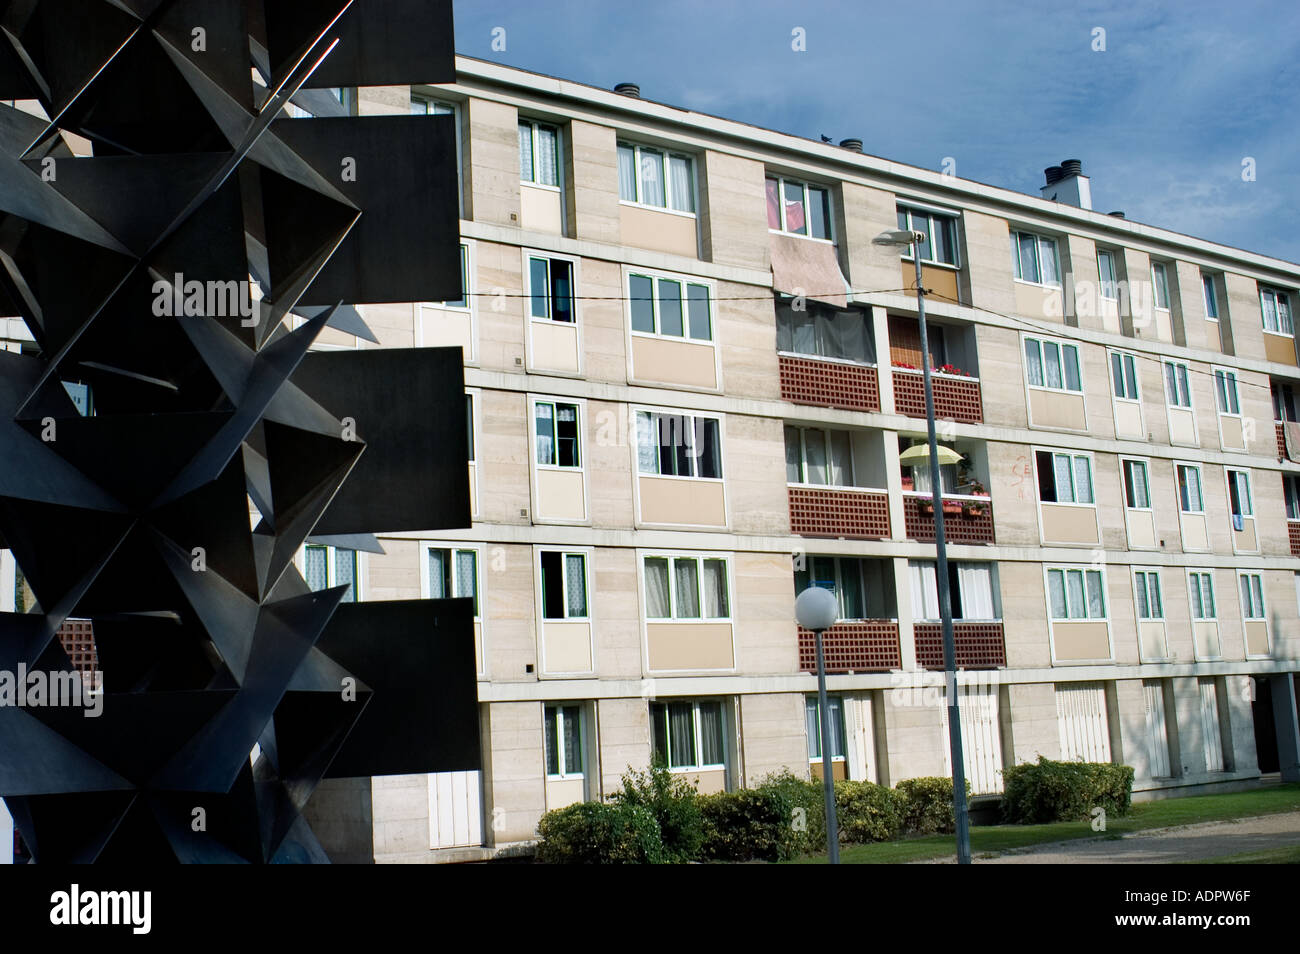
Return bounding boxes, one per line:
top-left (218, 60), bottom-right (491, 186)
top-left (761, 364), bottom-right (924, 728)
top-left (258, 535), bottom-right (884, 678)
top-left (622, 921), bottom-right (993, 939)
top-left (1027, 384), bottom-right (1084, 396)
top-left (777, 350), bottom-right (876, 369)
top-left (630, 329), bottom-right (714, 345)
top-left (788, 482), bottom-right (887, 494)
top-left (521, 181), bottom-right (562, 193)
top-left (1262, 328), bottom-right (1296, 339)
top-left (768, 228), bottom-right (835, 245)
top-left (900, 255), bottom-right (960, 271)
top-left (1013, 277), bottom-right (1063, 290)
top-left (619, 199), bottom-right (696, 219)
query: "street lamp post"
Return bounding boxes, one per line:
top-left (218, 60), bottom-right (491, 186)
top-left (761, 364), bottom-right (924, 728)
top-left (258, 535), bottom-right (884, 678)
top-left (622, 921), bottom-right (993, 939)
top-left (794, 585), bottom-right (840, 864)
top-left (872, 229), bottom-right (973, 865)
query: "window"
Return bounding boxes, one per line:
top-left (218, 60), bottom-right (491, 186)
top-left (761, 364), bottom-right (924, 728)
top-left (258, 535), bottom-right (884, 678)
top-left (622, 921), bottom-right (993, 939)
top-left (643, 555), bottom-right (730, 620)
top-left (1024, 337), bottom-right (1082, 392)
top-left (636, 411), bottom-right (721, 478)
top-left (540, 551), bottom-right (588, 620)
top-left (304, 545), bottom-right (358, 602)
top-left (411, 96), bottom-right (455, 116)
top-left (775, 300), bottom-right (874, 364)
top-left (1213, 368), bottom-right (1240, 415)
top-left (1272, 381), bottom-right (1298, 422)
top-left (519, 119), bottom-right (559, 187)
top-left (650, 700), bottom-right (725, 770)
top-left (544, 704), bottom-right (583, 778)
top-left (1226, 469), bottom-right (1253, 519)
top-left (805, 696), bottom-right (847, 762)
top-left (1239, 573), bottom-right (1265, 620)
top-left (527, 256), bottom-right (574, 323)
top-left (628, 273), bottom-right (712, 341)
top-left (1176, 464), bottom-right (1204, 514)
top-left (1260, 287), bottom-right (1294, 336)
top-left (767, 175), bottom-right (831, 239)
top-left (1163, 360), bottom-right (1192, 408)
top-left (1110, 351), bottom-right (1139, 400)
top-left (1011, 230), bottom-right (1060, 285)
top-left (1122, 458), bottom-right (1151, 509)
top-left (431, 243), bottom-right (469, 310)
top-left (62, 380), bottom-right (93, 416)
top-left (465, 393), bottom-right (475, 462)
top-left (909, 560), bottom-right (997, 620)
top-left (1151, 263), bottom-right (1170, 310)
top-left (896, 204), bottom-right (958, 266)
top-left (1284, 474), bottom-right (1300, 520)
top-left (1097, 250), bottom-right (1119, 300)
top-left (618, 142), bottom-right (695, 213)
top-left (795, 556), bottom-right (868, 621)
top-left (534, 400), bottom-right (580, 468)
top-left (784, 425), bottom-right (855, 487)
top-left (1188, 571), bottom-right (1216, 620)
top-left (1134, 570), bottom-right (1164, 620)
top-left (427, 546), bottom-right (478, 615)
top-left (1202, 273), bottom-right (1219, 320)
top-left (1047, 567), bottom-right (1107, 620)
top-left (1036, 450), bottom-right (1094, 504)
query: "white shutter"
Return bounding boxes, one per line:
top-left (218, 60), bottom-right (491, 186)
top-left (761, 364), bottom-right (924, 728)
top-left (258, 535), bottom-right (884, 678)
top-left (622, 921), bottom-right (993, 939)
top-left (428, 770), bottom-right (484, 849)
top-left (1199, 679), bottom-right (1224, 773)
top-left (842, 692), bottom-right (874, 782)
top-left (1143, 681), bottom-right (1171, 778)
top-left (942, 683), bottom-right (1003, 794)
top-left (1055, 682), bottom-right (1111, 763)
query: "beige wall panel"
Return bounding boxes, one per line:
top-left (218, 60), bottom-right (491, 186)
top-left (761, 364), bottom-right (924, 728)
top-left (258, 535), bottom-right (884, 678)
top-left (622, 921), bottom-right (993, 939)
top-left (1006, 682), bottom-right (1061, 764)
top-left (725, 415), bottom-right (790, 537)
top-left (1149, 458), bottom-right (1182, 549)
top-left (1180, 512), bottom-right (1209, 552)
top-left (419, 305), bottom-right (474, 358)
top-left (475, 240), bottom-right (525, 372)
top-left (1029, 389), bottom-right (1087, 430)
top-left (619, 205), bottom-right (698, 258)
top-left (367, 538), bottom-right (420, 601)
top-left (1194, 621), bottom-right (1222, 660)
top-left (986, 441), bottom-right (1040, 545)
top-left (361, 301), bottom-right (414, 348)
top-left (520, 183), bottom-right (563, 234)
top-left (484, 701), bottom-right (546, 844)
top-left (1139, 621), bottom-right (1169, 661)
top-left (466, 97), bottom-right (520, 227)
top-left (1014, 280), bottom-right (1064, 323)
top-left (638, 475), bottom-right (726, 527)
top-left (1219, 415), bottom-right (1244, 451)
top-left (630, 335), bottom-right (717, 390)
top-left (545, 777), bottom-right (586, 811)
top-left (837, 182), bottom-right (901, 296)
top-left (882, 690), bottom-right (947, 782)
top-left (585, 400), bottom-right (635, 530)
top-left (482, 543), bottom-right (538, 682)
top-left (961, 210), bottom-right (1017, 316)
top-left (1254, 474), bottom-right (1290, 557)
top-left (1232, 519), bottom-right (1258, 554)
top-left (1167, 406), bottom-right (1198, 447)
top-left (1173, 260), bottom-right (1210, 350)
top-left (1114, 400), bottom-right (1144, 440)
top-left (1126, 508), bottom-right (1156, 549)
top-left (1108, 570), bottom-right (1140, 666)
top-left (645, 622), bottom-right (734, 671)
top-left (1244, 620), bottom-right (1270, 657)
top-left (1052, 621), bottom-right (1111, 662)
top-left (566, 120), bottom-right (621, 244)
top-left (975, 325), bottom-right (1028, 428)
top-left (596, 698), bottom-right (651, 795)
top-left (1265, 333), bottom-right (1298, 366)
top-left (732, 551), bottom-right (800, 675)
top-left (535, 468), bottom-right (587, 523)
top-left (1265, 571), bottom-right (1299, 660)
top-left (699, 150), bottom-right (769, 270)
top-left (579, 258), bottom-right (630, 385)
top-left (1040, 503), bottom-right (1100, 546)
top-left (1222, 271), bottom-right (1265, 362)
top-left (541, 620), bottom-right (592, 673)
top-left (480, 389), bottom-right (532, 525)
top-left (999, 561), bottom-right (1052, 669)
top-left (737, 692), bottom-right (809, 785)
top-left (716, 281), bottom-right (782, 400)
top-left (530, 319), bottom-right (580, 374)
top-left (1093, 455), bottom-right (1128, 552)
top-left (591, 547), bottom-right (646, 681)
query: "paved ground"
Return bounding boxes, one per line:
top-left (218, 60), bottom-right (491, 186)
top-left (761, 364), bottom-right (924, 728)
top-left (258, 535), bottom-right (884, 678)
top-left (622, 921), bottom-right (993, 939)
top-left (920, 810), bottom-right (1300, 864)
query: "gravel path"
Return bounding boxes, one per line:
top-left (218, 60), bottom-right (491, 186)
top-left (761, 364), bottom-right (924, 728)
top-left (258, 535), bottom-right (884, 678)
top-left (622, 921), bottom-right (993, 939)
top-left (925, 811), bottom-right (1300, 864)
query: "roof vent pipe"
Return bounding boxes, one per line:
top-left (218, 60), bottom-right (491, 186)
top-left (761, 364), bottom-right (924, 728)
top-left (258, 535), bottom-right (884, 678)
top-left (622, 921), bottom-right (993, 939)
top-left (613, 82), bottom-right (640, 98)
top-left (1044, 165), bottom-right (1064, 186)
top-left (839, 138), bottom-right (863, 153)
top-left (1109, 210), bottom-right (1126, 219)
top-left (1060, 158), bottom-right (1083, 177)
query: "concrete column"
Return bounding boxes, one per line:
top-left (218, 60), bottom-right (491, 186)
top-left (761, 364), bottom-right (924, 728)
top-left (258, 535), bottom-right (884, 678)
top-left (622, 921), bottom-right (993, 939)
top-left (893, 556), bottom-right (917, 673)
top-left (1271, 674), bottom-right (1300, 782)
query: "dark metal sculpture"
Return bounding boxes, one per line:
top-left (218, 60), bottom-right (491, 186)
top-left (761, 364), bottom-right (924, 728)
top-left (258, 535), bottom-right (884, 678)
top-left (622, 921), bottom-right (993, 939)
top-left (0, 0), bottom-right (478, 862)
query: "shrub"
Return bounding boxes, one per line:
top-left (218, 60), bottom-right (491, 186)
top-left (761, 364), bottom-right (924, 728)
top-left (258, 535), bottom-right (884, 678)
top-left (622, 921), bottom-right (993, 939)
top-left (699, 787), bottom-right (799, 862)
top-left (1001, 757), bottom-right (1135, 824)
top-left (756, 770), bottom-right (825, 855)
top-left (610, 763), bottom-right (703, 863)
top-left (895, 776), bottom-right (963, 835)
top-left (535, 801), bottom-right (665, 864)
top-left (834, 780), bottom-right (903, 844)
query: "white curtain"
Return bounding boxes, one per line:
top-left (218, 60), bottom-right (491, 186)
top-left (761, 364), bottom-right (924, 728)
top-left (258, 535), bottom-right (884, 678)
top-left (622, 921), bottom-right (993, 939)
top-left (702, 559), bottom-right (728, 618)
top-left (427, 548), bottom-right (446, 598)
top-left (639, 149), bottom-right (665, 207)
top-left (1024, 339), bottom-right (1042, 386)
top-left (805, 429), bottom-right (828, 485)
top-left (617, 144), bottom-right (636, 201)
top-left (518, 122), bottom-right (533, 181)
top-left (828, 431), bottom-right (851, 487)
top-left (909, 561), bottom-right (939, 620)
top-left (958, 563), bottom-right (995, 619)
top-left (636, 411), bottom-right (658, 474)
top-left (536, 125), bottom-right (558, 186)
top-left (674, 559), bottom-right (700, 618)
top-left (534, 403), bottom-right (554, 465)
top-left (668, 155), bottom-right (693, 212)
top-left (644, 559), bottom-right (670, 617)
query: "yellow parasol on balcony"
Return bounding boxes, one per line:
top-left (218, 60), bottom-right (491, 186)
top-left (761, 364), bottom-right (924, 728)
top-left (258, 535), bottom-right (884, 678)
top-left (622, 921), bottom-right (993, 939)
top-left (899, 443), bottom-right (964, 466)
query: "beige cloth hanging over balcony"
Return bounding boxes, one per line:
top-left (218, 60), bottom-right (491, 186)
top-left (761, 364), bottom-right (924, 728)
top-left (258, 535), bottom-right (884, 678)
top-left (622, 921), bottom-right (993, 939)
top-left (770, 233), bottom-right (850, 309)
top-left (1284, 421), bottom-right (1300, 463)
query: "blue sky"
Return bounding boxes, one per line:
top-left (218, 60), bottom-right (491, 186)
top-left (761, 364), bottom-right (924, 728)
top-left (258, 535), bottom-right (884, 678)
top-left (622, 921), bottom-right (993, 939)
top-left (454, 0), bottom-right (1300, 263)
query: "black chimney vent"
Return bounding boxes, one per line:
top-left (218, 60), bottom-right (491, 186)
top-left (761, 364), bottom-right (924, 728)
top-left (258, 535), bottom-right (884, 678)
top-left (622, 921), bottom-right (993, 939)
top-left (839, 138), bottom-right (863, 153)
top-left (613, 82), bottom-right (640, 98)
top-left (1108, 210), bottom-right (1126, 219)
top-left (1060, 158), bottom-right (1083, 177)
top-left (1044, 165), bottom-right (1064, 186)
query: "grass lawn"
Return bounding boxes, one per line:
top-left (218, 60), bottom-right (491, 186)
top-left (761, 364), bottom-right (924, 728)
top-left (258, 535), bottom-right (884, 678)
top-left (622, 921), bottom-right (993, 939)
top-left (1196, 845), bottom-right (1300, 864)
top-left (788, 783), bottom-right (1300, 864)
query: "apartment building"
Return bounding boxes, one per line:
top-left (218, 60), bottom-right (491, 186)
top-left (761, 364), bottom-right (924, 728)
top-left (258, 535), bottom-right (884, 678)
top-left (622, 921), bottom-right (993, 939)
top-left (5, 57), bottom-right (1300, 864)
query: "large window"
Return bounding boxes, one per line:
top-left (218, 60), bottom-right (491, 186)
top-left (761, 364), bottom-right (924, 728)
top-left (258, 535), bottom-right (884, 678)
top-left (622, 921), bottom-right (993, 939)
top-left (805, 696), bottom-right (847, 763)
top-left (1110, 351), bottom-right (1139, 401)
top-left (540, 551), bottom-right (588, 620)
top-left (528, 256), bottom-right (574, 323)
top-left (1226, 468), bottom-right (1253, 519)
top-left (427, 546), bottom-right (478, 616)
top-left (896, 204), bottom-right (958, 266)
top-left (644, 555), bottom-right (730, 620)
top-left (784, 425), bottom-right (855, 487)
top-left (650, 700), bottom-right (725, 770)
top-left (1261, 286), bottom-right (1294, 336)
top-left (908, 560), bottom-right (997, 620)
top-left (1202, 273), bottom-right (1220, 320)
top-left (795, 556), bottom-right (869, 621)
top-left (636, 411), bottom-right (721, 479)
top-left (628, 273), bottom-right (712, 341)
top-left (1011, 230), bottom-right (1060, 285)
top-left (544, 704), bottom-right (583, 778)
top-left (767, 175), bottom-right (831, 239)
top-left (1024, 337), bottom-right (1082, 392)
top-left (519, 119), bottom-right (559, 186)
top-left (1188, 571), bottom-right (1216, 620)
top-left (465, 393), bottom-right (475, 462)
top-left (1122, 458), bottom-right (1151, 510)
top-left (619, 142), bottom-right (695, 213)
top-left (1213, 368), bottom-right (1240, 415)
top-left (1176, 463), bottom-right (1204, 514)
top-left (1151, 263), bottom-right (1170, 310)
top-left (435, 244), bottom-right (470, 310)
top-left (775, 301), bottom-right (874, 364)
top-left (1163, 360), bottom-right (1192, 409)
top-left (304, 545), bottom-right (357, 602)
top-left (1047, 567), bottom-right (1107, 620)
top-left (1284, 473), bottom-right (1300, 520)
top-left (534, 400), bottom-right (580, 468)
top-left (1134, 570), bottom-right (1164, 620)
top-left (1097, 250), bottom-right (1119, 300)
top-left (1239, 573), bottom-right (1265, 621)
top-left (1036, 450), bottom-right (1094, 504)
top-left (1273, 381), bottom-right (1298, 422)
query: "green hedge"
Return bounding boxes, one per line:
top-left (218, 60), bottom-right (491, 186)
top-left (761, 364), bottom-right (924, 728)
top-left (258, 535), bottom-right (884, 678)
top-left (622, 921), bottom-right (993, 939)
top-left (534, 801), bottom-right (665, 864)
top-left (609, 765), bottom-right (703, 863)
top-left (699, 787), bottom-right (798, 862)
top-left (835, 780), bottom-right (903, 843)
top-left (1001, 757), bottom-right (1135, 824)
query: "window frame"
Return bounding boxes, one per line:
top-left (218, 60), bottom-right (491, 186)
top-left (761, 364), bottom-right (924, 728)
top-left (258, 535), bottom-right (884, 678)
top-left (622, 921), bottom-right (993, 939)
top-left (1011, 229), bottom-right (1062, 287)
top-left (523, 250), bottom-right (578, 325)
top-left (1150, 262), bottom-right (1171, 311)
top-left (1133, 568), bottom-right (1165, 622)
top-left (1284, 473), bottom-right (1300, 522)
top-left (1044, 565), bottom-right (1109, 622)
top-left (543, 703), bottom-right (586, 780)
top-left (805, 695), bottom-right (848, 765)
top-left (531, 396), bottom-right (583, 471)
top-left (767, 174), bottom-right (834, 241)
top-left (1162, 359), bottom-right (1194, 411)
top-left (649, 698), bottom-right (728, 772)
top-left (1033, 448), bottom-right (1097, 507)
top-left (1211, 366), bottom-right (1241, 417)
top-left (796, 555), bottom-right (881, 623)
top-left (1225, 467), bottom-right (1254, 519)
top-left (633, 407), bottom-right (725, 482)
top-left (640, 552), bottom-right (733, 624)
top-left (1108, 348), bottom-right (1141, 403)
top-left (774, 298), bottom-right (876, 367)
top-left (618, 140), bottom-right (698, 216)
top-left (896, 201), bottom-right (960, 268)
top-left (783, 424), bottom-right (860, 490)
top-left (1187, 569), bottom-right (1218, 623)
top-left (1175, 461), bottom-right (1206, 515)
top-left (518, 117), bottom-right (562, 190)
top-left (420, 543), bottom-right (481, 619)
top-left (1260, 286), bottom-right (1294, 337)
top-left (300, 544), bottom-right (361, 603)
top-left (1097, 249), bottom-right (1119, 301)
top-left (417, 239), bottom-right (478, 364)
top-left (625, 266), bottom-right (717, 345)
top-left (1202, 272), bottom-right (1220, 320)
top-left (1120, 456), bottom-right (1153, 512)
top-left (465, 389), bottom-right (480, 519)
top-left (537, 547), bottom-right (592, 623)
top-left (1023, 334), bottom-right (1084, 395)
top-left (1238, 572), bottom-right (1266, 621)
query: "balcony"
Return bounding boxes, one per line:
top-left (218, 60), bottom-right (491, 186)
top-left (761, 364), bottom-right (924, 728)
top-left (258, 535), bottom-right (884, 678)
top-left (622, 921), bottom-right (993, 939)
top-left (788, 486), bottom-right (890, 539)
top-left (902, 491), bottom-right (994, 545)
top-left (891, 366), bottom-right (983, 423)
top-left (798, 622), bottom-right (901, 674)
top-left (914, 621), bottom-right (1007, 670)
top-left (779, 354), bottom-right (880, 412)
top-left (1290, 520), bottom-right (1300, 556)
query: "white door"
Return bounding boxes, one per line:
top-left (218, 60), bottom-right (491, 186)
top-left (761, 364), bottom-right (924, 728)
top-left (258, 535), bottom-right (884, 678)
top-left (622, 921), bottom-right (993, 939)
top-left (428, 771), bottom-right (484, 849)
top-left (1199, 679), bottom-right (1224, 773)
top-left (1056, 682), bottom-right (1111, 763)
top-left (943, 683), bottom-right (1003, 794)
top-left (1143, 681), bottom-right (1171, 778)
top-left (843, 693), bottom-right (875, 782)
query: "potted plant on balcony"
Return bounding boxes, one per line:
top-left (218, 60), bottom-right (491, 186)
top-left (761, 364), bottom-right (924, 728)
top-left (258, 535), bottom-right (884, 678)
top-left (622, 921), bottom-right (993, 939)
top-left (962, 479), bottom-right (989, 516)
top-left (936, 363), bottom-right (968, 377)
top-left (901, 475), bottom-right (914, 491)
top-left (942, 498), bottom-right (963, 516)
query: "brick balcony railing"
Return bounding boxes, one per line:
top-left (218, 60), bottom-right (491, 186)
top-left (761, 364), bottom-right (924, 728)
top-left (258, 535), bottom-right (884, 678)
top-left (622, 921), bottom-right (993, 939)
top-left (798, 622), bottom-right (901, 674)
top-left (1278, 421), bottom-right (1290, 460)
top-left (902, 492), bottom-right (995, 545)
top-left (1290, 520), bottom-right (1300, 557)
top-left (913, 621), bottom-right (1007, 670)
top-left (55, 619), bottom-right (98, 674)
top-left (779, 354), bottom-right (880, 411)
top-left (788, 486), bottom-right (890, 539)
top-left (891, 367), bottom-right (983, 423)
